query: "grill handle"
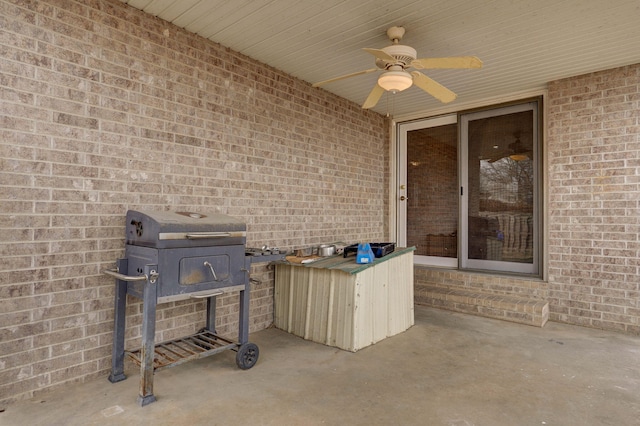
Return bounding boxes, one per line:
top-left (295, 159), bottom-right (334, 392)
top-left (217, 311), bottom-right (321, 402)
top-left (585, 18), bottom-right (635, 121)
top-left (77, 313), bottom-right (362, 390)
top-left (190, 290), bottom-right (224, 299)
top-left (103, 268), bottom-right (158, 284)
top-left (203, 261), bottom-right (219, 281)
top-left (186, 232), bottom-right (231, 239)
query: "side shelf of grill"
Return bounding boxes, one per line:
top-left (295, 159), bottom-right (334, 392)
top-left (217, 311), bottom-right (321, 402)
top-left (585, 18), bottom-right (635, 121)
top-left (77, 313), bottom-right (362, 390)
top-left (126, 330), bottom-right (236, 371)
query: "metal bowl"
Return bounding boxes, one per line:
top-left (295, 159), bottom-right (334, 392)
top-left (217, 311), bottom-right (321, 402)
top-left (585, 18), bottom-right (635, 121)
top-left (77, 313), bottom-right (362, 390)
top-left (318, 244), bottom-right (336, 257)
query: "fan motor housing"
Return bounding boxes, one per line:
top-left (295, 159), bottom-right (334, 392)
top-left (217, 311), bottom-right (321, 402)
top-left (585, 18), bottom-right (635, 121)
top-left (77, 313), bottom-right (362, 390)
top-left (379, 44), bottom-right (417, 68)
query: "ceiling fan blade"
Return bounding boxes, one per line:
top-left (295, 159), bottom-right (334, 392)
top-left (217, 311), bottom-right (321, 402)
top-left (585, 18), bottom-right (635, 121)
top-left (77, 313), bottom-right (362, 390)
top-left (362, 84), bottom-right (385, 109)
top-left (410, 71), bottom-right (457, 103)
top-left (411, 56), bottom-right (483, 70)
top-left (363, 48), bottom-right (396, 63)
top-left (312, 68), bottom-right (378, 87)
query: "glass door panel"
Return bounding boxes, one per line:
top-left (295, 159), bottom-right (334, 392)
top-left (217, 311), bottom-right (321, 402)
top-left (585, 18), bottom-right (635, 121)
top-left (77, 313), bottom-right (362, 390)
top-left (460, 102), bottom-right (539, 274)
top-left (398, 115), bottom-right (458, 266)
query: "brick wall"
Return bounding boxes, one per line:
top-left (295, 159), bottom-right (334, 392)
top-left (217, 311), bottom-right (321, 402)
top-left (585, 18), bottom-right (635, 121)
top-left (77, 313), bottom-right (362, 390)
top-left (0, 0), bottom-right (389, 404)
top-left (547, 64), bottom-right (640, 334)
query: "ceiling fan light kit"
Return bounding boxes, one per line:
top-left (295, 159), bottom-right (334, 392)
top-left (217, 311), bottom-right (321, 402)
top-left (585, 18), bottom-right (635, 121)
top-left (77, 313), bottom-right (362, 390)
top-left (313, 26), bottom-right (483, 109)
top-left (378, 70), bottom-right (413, 92)
top-left (509, 153), bottom-right (529, 162)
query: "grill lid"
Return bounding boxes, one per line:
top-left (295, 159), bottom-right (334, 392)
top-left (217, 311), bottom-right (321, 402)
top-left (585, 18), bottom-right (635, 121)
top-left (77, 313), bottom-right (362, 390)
top-left (126, 210), bottom-right (247, 248)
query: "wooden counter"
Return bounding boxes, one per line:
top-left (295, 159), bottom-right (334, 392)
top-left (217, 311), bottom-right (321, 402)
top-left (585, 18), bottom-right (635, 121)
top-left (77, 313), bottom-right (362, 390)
top-left (274, 247), bottom-right (415, 352)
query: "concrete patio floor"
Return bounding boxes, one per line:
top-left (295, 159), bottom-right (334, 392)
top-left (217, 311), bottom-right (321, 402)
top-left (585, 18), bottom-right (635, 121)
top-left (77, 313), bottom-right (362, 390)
top-left (3, 305), bottom-right (640, 426)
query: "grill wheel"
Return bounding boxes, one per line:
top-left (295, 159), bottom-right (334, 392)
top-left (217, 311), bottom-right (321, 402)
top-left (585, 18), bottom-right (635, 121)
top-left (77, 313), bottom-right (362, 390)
top-left (235, 342), bottom-right (259, 369)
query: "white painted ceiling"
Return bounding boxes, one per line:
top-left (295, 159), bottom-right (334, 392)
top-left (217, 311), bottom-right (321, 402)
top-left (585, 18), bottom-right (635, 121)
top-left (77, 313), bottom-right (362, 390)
top-left (118, 0), bottom-right (640, 117)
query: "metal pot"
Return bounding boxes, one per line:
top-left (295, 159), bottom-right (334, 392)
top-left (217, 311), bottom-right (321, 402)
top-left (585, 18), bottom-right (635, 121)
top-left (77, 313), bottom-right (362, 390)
top-left (318, 244), bottom-right (336, 257)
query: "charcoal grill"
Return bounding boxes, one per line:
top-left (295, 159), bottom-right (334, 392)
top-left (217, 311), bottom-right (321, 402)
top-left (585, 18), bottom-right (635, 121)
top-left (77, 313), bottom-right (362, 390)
top-left (104, 210), bottom-right (283, 406)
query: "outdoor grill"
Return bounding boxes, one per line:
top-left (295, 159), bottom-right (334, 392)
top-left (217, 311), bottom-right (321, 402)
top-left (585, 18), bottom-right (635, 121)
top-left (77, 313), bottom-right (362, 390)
top-left (104, 210), bottom-right (283, 406)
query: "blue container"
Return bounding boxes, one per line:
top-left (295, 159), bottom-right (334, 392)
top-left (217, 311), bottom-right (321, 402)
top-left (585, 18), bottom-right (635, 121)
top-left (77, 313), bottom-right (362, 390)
top-left (356, 243), bottom-right (375, 264)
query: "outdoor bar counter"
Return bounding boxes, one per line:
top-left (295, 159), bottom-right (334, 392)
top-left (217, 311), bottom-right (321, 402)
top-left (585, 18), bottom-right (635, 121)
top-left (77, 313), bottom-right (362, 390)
top-left (274, 247), bottom-right (415, 352)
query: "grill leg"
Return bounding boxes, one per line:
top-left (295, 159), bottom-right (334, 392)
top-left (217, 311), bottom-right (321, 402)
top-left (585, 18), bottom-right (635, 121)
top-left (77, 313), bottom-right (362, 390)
top-left (108, 258), bottom-right (127, 383)
top-left (238, 286), bottom-right (250, 344)
top-left (205, 296), bottom-right (217, 333)
top-left (138, 264), bottom-right (158, 407)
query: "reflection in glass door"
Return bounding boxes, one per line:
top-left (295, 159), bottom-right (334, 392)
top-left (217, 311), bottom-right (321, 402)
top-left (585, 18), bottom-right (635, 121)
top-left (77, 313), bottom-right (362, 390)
top-left (398, 115), bottom-right (458, 266)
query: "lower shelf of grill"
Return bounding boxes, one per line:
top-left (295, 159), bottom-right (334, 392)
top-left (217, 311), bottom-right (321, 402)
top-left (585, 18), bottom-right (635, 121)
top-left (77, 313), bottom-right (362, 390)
top-left (126, 330), bottom-right (237, 372)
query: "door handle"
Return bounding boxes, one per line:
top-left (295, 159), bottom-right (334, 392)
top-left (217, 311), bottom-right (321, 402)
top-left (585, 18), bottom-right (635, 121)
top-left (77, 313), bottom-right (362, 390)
top-left (400, 196), bottom-right (408, 201)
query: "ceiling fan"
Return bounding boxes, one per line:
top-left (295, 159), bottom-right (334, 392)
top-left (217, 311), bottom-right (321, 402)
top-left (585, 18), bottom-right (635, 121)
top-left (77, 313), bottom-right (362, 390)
top-left (485, 132), bottom-right (532, 163)
top-left (313, 26), bottom-right (483, 109)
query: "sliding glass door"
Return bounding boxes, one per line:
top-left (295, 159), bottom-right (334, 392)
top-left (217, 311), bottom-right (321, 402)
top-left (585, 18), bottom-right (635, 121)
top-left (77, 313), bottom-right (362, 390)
top-left (460, 102), bottom-right (540, 274)
top-left (398, 99), bottom-right (541, 275)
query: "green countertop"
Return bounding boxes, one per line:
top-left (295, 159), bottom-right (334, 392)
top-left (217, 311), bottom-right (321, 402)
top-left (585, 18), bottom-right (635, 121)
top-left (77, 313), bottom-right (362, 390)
top-left (280, 246), bottom-right (415, 275)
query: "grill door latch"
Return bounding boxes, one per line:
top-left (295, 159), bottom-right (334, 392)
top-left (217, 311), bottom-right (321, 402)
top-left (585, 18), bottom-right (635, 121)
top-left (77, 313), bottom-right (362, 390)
top-left (203, 261), bottom-right (219, 281)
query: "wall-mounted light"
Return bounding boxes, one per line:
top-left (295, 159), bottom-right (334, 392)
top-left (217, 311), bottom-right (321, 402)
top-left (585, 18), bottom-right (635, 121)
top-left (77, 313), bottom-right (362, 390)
top-left (378, 70), bottom-right (413, 92)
